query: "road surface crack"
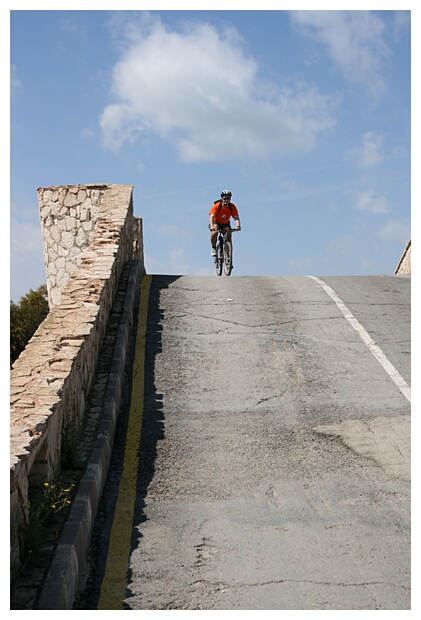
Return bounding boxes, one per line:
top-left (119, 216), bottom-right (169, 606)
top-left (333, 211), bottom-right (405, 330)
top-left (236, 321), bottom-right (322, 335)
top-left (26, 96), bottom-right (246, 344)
top-left (192, 578), bottom-right (410, 591)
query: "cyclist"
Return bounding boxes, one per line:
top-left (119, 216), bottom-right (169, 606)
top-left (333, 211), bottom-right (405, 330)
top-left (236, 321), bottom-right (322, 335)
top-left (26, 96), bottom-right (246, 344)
top-left (209, 190), bottom-right (241, 256)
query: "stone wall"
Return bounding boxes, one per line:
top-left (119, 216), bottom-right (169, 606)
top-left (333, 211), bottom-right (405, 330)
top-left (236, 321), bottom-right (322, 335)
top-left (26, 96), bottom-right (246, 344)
top-left (38, 185), bottom-right (102, 307)
top-left (38, 184), bottom-right (144, 308)
top-left (10, 184), bottom-right (145, 576)
top-left (394, 239), bottom-right (411, 275)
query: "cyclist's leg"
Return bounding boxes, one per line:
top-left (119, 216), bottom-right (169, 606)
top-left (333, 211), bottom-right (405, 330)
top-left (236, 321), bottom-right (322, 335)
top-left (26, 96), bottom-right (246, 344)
top-left (216, 230), bottom-right (223, 275)
top-left (210, 226), bottom-right (218, 254)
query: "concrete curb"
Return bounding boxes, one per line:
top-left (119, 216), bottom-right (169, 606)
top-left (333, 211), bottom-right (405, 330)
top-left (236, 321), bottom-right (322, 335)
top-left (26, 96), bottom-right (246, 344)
top-left (37, 261), bottom-right (144, 609)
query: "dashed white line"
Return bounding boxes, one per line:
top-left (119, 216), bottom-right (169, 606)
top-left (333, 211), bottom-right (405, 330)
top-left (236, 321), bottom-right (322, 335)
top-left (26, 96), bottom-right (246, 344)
top-left (308, 276), bottom-right (411, 403)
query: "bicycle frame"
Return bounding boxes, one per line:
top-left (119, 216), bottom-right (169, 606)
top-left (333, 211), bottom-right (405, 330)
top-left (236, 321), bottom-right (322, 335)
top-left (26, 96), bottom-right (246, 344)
top-left (217, 227), bottom-right (233, 244)
top-left (214, 228), bottom-right (237, 276)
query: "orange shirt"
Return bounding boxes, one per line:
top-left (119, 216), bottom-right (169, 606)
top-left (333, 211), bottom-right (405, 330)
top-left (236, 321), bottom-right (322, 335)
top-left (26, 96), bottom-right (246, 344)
top-left (209, 201), bottom-right (239, 224)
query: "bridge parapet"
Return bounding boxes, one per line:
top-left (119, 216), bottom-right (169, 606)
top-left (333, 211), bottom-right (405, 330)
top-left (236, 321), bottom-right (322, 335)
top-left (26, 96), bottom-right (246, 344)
top-left (10, 184), bottom-right (145, 576)
top-left (394, 239), bottom-right (411, 275)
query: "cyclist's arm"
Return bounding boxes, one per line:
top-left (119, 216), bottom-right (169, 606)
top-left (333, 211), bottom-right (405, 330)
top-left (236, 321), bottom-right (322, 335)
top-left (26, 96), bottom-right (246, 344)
top-left (233, 215), bottom-right (241, 230)
top-left (209, 213), bottom-right (217, 231)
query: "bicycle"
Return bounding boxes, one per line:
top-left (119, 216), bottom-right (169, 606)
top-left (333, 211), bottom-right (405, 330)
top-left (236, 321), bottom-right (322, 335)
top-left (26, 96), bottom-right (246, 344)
top-left (214, 228), bottom-right (238, 276)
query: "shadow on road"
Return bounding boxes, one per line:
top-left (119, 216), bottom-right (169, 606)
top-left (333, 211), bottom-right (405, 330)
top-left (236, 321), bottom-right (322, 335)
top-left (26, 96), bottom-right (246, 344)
top-left (130, 275), bottom-right (182, 550)
top-left (74, 275), bottom-right (181, 609)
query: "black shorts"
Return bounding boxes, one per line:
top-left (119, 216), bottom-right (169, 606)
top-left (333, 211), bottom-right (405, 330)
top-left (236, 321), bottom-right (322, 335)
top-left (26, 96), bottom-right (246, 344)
top-left (210, 222), bottom-right (230, 230)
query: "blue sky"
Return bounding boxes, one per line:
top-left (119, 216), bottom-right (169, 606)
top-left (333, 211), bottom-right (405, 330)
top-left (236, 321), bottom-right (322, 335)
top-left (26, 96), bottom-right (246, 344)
top-left (9, 5), bottom-right (413, 303)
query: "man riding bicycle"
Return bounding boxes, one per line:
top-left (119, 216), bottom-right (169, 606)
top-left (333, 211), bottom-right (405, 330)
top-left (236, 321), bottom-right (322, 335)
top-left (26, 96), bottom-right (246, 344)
top-left (209, 190), bottom-right (241, 256)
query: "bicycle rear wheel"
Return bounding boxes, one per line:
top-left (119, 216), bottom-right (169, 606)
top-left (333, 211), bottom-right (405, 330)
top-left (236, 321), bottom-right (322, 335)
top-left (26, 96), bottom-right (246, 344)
top-left (216, 243), bottom-right (223, 276)
top-left (223, 240), bottom-right (232, 276)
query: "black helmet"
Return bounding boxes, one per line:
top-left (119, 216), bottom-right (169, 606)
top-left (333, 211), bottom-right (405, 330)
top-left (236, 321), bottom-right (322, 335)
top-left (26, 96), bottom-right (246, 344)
top-left (221, 190), bottom-right (232, 198)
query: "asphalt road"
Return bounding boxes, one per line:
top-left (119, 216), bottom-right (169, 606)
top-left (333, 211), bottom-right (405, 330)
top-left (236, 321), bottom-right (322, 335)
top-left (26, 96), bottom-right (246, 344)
top-left (76, 274), bottom-right (411, 611)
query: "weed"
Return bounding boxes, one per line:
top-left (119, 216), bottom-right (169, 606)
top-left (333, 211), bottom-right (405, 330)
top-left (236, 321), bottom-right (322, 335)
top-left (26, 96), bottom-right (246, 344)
top-left (26, 481), bottom-right (76, 554)
top-left (39, 482), bottom-right (75, 522)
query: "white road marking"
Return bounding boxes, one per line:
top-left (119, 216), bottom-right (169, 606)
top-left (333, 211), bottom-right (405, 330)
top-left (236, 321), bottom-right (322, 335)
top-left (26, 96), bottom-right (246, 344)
top-left (309, 276), bottom-right (411, 403)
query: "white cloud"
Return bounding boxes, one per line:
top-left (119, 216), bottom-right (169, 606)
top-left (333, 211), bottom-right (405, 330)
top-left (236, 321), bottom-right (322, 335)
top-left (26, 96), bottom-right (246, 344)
top-left (11, 65), bottom-right (22, 97)
top-left (377, 219), bottom-right (410, 243)
top-left (100, 17), bottom-right (336, 161)
top-left (81, 127), bottom-right (95, 139)
top-left (290, 10), bottom-right (390, 102)
top-left (155, 224), bottom-right (182, 238)
top-left (393, 11), bottom-right (410, 41)
top-left (327, 233), bottom-right (356, 256)
top-left (288, 257), bottom-right (316, 274)
top-left (354, 189), bottom-right (388, 214)
top-left (359, 131), bottom-right (384, 167)
top-left (350, 131), bottom-right (384, 168)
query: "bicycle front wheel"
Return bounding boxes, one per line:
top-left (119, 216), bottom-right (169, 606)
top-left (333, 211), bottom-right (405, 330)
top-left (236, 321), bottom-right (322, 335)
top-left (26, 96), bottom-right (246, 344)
top-left (216, 243), bottom-right (223, 276)
top-left (223, 241), bottom-right (233, 276)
